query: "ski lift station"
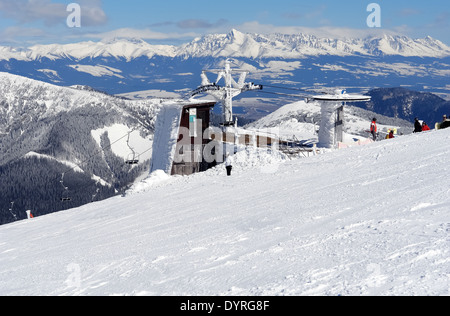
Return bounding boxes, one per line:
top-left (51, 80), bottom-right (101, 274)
top-left (150, 60), bottom-right (371, 177)
top-left (149, 100), bottom-right (284, 176)
top-left (150, 101), bottom-right (217, 176)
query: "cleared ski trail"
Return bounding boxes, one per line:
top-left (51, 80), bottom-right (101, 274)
top-left (1, 129), bottom-right (449, 296)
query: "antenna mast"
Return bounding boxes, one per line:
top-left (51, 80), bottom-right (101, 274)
top-left (198, 59), bottom-right (262, 128)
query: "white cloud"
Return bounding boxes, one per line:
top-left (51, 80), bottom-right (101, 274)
top-left (0, 26), bottom-right (49, 44)
top-left (0, 0), bottom-right (63, 25)
top-left (234, 21), bottom-right (401, 39)
top-left (82, 28), bottom-right (198, 41)
top-left (0, 0), bottom-right (106, 26)
top-left (78, 0), bottom-right (108, 26)
top-left (177, 19), bottom-right (228, 29)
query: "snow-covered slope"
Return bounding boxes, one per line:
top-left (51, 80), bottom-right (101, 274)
top-left (0, 72), bottom-right (160, 138)
top-left (1, 129), bottom-right (449, 296)
top-left (246, 100), bottom-right (413, 141)
top-left (0, 72), bottom-right (120, 125)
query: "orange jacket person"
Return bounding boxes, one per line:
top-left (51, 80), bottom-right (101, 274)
top-left (370, 118), bottom-right (378, 141)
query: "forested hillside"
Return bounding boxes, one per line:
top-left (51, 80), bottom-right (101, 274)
top-left (364, 88), bottom-right (450, 125)
top-left (0, 73), bottom-right (160, 225)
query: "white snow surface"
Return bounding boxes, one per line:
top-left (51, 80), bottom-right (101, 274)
top-left (91, 124), bottom-right (153, 163)
top-left (68, 65), bottom-right (124, 78)
top-left (24, 152), bottom-right (84, 174)
top-left (0, 71), bottom-right (160, 120)
top-left (1, 129), bottom-right (449, 296)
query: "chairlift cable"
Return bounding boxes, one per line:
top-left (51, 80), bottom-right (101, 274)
top-left (261, 84), bottom-right (315, 93)
top-left (60, 132), bottom-right (132, 176)
top-left (255, 90), bottom-right (309, 99)
top-left (52, 130), bottom-right (158, 202)
top-left (52, 131), bottom-right (133, 202)
top-left (125, 131), bottom-right (140, 165)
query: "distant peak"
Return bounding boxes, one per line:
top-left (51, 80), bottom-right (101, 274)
top-left (229, 29), bottom-right (245, 37)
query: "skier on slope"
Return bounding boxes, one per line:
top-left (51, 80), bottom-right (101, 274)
top-left (370, 118), bottom-right (378, 141)
top-left (225, 153), bottom-right (233, 177)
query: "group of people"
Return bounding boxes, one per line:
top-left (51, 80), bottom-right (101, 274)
top-left (226, 114), bottom-right (450, 176)
top-left (370, 114), bottom-right (450, 142)
top-left (414, 118), bottom-right (431, 133)
top-left (370, 118), bottom-right (393, 141)
top-left (371, 117), bottom-right (396, 140)
top-left (415, 115), bottom-right (450, 132)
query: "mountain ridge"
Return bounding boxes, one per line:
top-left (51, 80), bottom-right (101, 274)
top-left (1, 29), bottom-right (449, 61)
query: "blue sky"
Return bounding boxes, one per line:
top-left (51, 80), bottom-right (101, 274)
top-left (0, 0), bottom-right (448, 46)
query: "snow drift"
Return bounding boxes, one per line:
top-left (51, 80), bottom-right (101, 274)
top-left (0, 129), bottom-right (449, 296)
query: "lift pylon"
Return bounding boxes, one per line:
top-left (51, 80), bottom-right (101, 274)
top-left (193, 59), bottom-right (262, 128)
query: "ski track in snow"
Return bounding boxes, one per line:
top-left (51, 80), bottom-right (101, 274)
top-left (0, 130), bottom-right (449, 296)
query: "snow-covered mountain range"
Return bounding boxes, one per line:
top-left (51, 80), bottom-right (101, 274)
top-left (0, 39), bottom-right (176, 62)
top-left (0, 29), bottom-right (449, 105)
top-left (180, 30), bottom-right (450, 58)
top-left (1, 30), bottom-right (449, 61)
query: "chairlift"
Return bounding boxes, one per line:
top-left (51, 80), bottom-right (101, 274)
top-left (125, 155), bottom-right (140, 165)
top-left (9, 202), bottom-right (17, 221)
top-left (91, 185), bottom-right (100, 203)
top-left (125, 131), bottom-right (140, 165)
top-left (60, 173), bottom-right (72, 202)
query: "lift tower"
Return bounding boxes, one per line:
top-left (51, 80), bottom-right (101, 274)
top-left (194, 59), bottom-right (262, 128)
top-left (310, 90), bottom-right (371, 148)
